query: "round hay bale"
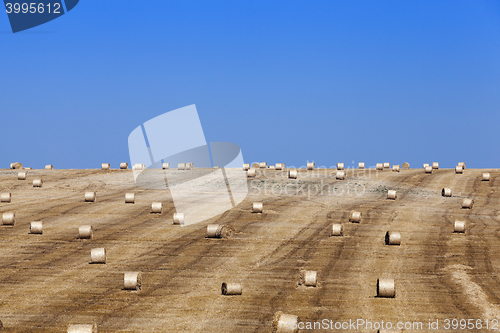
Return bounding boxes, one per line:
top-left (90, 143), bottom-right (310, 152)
top-left (178, 163), bottom-right (186, 170)
top-left (424, 166), bottom-right (433, 174)
top-left (79, 225), bottom-right (93, 239)
top-left (387, 190), bottom-right (397, 200)
top-left (385, 231), bottom-right (401, 245)
top-left (101, 163), bottom-right (110, 170)
top-left (162, 163), bottom-right (170, 169)
top-left (67, 324), bottom-right (97, 333)
top-left (24, 167), bottom-right (32, 170)
top-left (272, 312), bottom-right (299, 333)
top-left (18, 171), bottom-right (27, 180)
top-left (45, 165), bottom-right (53, 170)
top-left (442, 188), bottom-right (452, 197)
top-left (259, 162), bottom-right (267, 169)
top-left (432, 162), bottom-right (439, 169)
top-left (454, 220), bottom-right (466, 233)
top-left (90, 248), bottom-right (106, 264)
top-left (0, 193), bottom-right (12, 203)
top-left (173, 213), bottom-right (184, 225)
top-left (243, 163), bottom-right (250, 171)
top-left (133, 163), bottom-right (146, 170)
top-left (376, 163), bottom-right (383, 170)
top-left (331, 223), bottom-right (343, 236)
top-left (392, 165), bottom-right (400, 172)
top-left (337, 163), bottom-right (344, 170)
top-left (125, 193), bottom-right (135, 204)
top-left (252, 202), bottom-right (263, 213)
top-left (269, 165), bottom-right (275, 170)
top-left (124, 272), bottom-right (141, 290)
top-left (186, 162), bottom-right (194, 169)
top-left (207, 224), bottom-right (224, 238)
top-left (455, 166), bottom-right (464, 174)
top-left (84, 192), bottom-right (96, 202)
top-left (213, 166), bottom-right (219, 169)
top-left (458, 162), bottom-right (466, 169)
top-left (221, 282), bottom-right (242, 295)
top-left (151, 202), bottom-right (162, 214)
top-left (423, 163), bottom-right (429, 168)
top-left (30, 221), bottom-right (43, 234)
top-left (358, 162), bottom-right (365, 169)
top-left (33, 179), bottom-right (43, 187)
top-left (247, 168), bottom-right (256, 177)
top-left (299, 270), bottom-right (317, 287)
top-left (336, 171), bottom-right (346, 180)
top-left (275, 163), bottom-right (285, 170)
top-left (482, 173), bottom-right (491, 181)
top-left (462, 199), bottom-right (474, 209)
top-left (120, 162), bottom-right (128, 169)
top-left (383, 162), bottom-right (390, 169)
top-left (307, 162), bottom-right (315, 170)
top-left (350, 211), bottom-right (362, 223)
top-left (377, 278), bottom-right (395, 298)
top-left (2, 212), bottom-right (15, 226)
top-left (402, 162), bottom-right (410, 169)
top-left (252, 163), bottom-right (260, 169)
top-left (10, 162), bottom-right (23, 169)
top-left (288, 170), bottom-right (298, 179)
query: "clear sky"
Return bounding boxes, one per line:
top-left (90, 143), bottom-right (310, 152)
top-left (1, 1), bottom-right (499, 169)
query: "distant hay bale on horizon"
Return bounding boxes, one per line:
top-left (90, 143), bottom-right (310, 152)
top-left (10, 162), bottom-right (23, 169)
top-left (243, 163), bottom-right (250, 171)
top-left (402, 162), bottom-right (410, 169)
top-left (336, 171), bottom-right (346, 180)
top-left (221, 282), bottom-right (242, 295)
top-left (162, 163), bottom-right (170, 169)
top-left (120, 162), bottom-right (128, 169)
top-left (178, 163), bottom-right (186, 170)
top-left (482, 173), bottom-right (490, 181)
top-left (45, 165), bottom-right (53, 170)
top-left (337, 163), bottom-right (344, 170)
top-left (392, 165), bottom-right (400, 172)
top-left (272, 312), bottom-right (299, 333)
top-left (432, 162), bottom-right (439, 169)
top-left (458, 162), bottom-right (466, 169)
top-left (33, 179), bottom-right (43, 187)
top-left (455, 166), bottom-right (463, 174)
top-left (383, 162), bottom-right (390, 169)
top-left (30, 221), bottom-right (43, 235)
top-left (275, 163), bottom-right (285, 170)
top-left (424, 166), bottom-right (433, 174)
top-left (423, 163), bottom-right (429, 168)
top-left (307, 162), bottom-right (315, 170)
top-left (259, 162), bottom-right (267, 169)
top-left (376, 163), bottom-right (383, 171)
top-left (288, 170), bottom-right (298, 179)
top-left (358, 162), bottom-right (365, 169)
top-left (101, 163), bottom-right (110, 170)
top-left (377, 278), bottom-right (395, 298)
top-left (133, 163), bottom-right (146, 170)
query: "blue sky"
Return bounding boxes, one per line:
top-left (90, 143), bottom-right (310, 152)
top-left (1, 1), bottom-right (499, 169)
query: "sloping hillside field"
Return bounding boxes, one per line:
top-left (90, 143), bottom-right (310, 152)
top-left (0, 166), bottom-right (498, 332)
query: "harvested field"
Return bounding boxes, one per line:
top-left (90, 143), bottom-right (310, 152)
top-left (0, 167), bottom-right (499, 332)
